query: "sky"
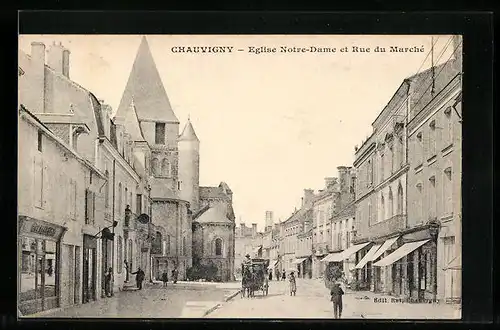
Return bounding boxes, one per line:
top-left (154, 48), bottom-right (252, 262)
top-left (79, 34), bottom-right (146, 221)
top-left (19, 34), bottom-right (455, 231)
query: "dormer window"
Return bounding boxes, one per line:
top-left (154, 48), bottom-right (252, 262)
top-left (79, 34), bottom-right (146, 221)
top-left (155, 122), bottom-right (165, 145)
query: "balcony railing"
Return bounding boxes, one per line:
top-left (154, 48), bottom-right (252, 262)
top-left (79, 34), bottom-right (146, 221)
top-left (366, 214), bottom-right (407, 239)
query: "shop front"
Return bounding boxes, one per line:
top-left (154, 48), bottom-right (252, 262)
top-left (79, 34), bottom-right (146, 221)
top-left (82, 234), bottom-right (97, 304)
top-left (18, 216), bottom-right (67, 315)
top-left (373, 225), bottom-right (439, 301)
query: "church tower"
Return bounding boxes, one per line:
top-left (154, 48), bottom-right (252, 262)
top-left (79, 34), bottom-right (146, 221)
top-left (115, 36), bottom-right (180, 192)
top-left (178, 118), bottom-right (200, 212)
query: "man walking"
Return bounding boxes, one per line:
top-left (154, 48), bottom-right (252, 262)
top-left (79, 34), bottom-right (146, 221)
top-left (131, 267), bottom-right (145, 290)
top-left (330, 282), bottom-right (345, 319)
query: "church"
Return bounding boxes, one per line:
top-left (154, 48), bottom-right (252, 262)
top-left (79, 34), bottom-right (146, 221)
top-left (114, 36), bottom-right (236, 282)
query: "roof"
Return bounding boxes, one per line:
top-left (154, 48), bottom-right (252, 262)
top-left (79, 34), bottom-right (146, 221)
top-left (124, 100), bottom-right (146, 142)
top-left (179, 119), bottom-right (199, 142)
top-left (193, 203), bottom-right (233, 224)
top-left (219, 182), bottom-right (233, 194)
top-left (88, 92), bottom-right (105, 136)
top-left (199, 186), bottom-right (228, 199)
top-left (115, 36), bottom-right (179, 123)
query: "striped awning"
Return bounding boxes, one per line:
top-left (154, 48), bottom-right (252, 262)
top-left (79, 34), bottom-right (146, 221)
top-left (292, 257), bottom-right (307, 264)
top-left (374, 239), bottom-right (430, 267)
top-left (267, 260), bottom-right (278, 270)
top-left (354, 244), bottom-right (381, 269)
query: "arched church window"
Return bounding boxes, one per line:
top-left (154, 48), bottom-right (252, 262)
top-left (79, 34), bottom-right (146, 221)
top-left (215, 238), bottom-right (223, 256)
top-left (151, 158), bottom-right (159, 176)
top-left (161, 159), bottom-right (170, 177)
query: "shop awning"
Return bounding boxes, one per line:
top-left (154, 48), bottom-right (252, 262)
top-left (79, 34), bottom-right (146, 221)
top-left (293, 257), bottom-right (307, 264)
top-left (340, 242), bottom-right (371, 260)
top-left (444, 255), bottom-right (461, 270)
top-left (371, 236), bottom-right (400, 261)
top-left (373, 239), bottom-right (430, 267)
top-left (321, 252), bottom-right (344, 263)
top-left (267, 260), bottom-right (278, 270)
top-left (354, 244), bottom-right (382, 269)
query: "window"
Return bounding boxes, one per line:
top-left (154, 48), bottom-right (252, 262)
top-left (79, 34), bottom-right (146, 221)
top-left (178, 181), bottom-right (181, 190)
top-left (389, 145), bottom-right (394, 174)
top-left (443, 167), bottom-right (453, 215)
top-left (125, 187), bottom-right (128, 208)
top-left (136, 194), bottom-right (142, 214)
top-left (151, 158), bottom-right (159, 176)
top-left (104, 170), bottom-right (109, 208)
top-left (397, 183), bottom-right (404, 215)
top-left (380, 153), bottom-right (385, 181)
top-left (166, 235), bottom-right (170, 255)
top-left (416, 183), bottom-right (423, 222)
top-left (183, 236), bottom-right (187, 256)
top-left (37, 130), bottom-right (43, 152)
top-left (368, 202), bottom-right (372, 224)
top-left (117, 237), bottom-right (123, 274)
top-left (428, 176), bottom-right (436, 219)
top-left (388, 187), bottom-right (394, 218)
top-left (161, 159), bottom-right (170, 177)
top-left (118, 183), bottom-right (122, 215)
top-left (215, 238), bottom-right (223, 256)
top-left (444, 107), bottom-right (453, 147)
top-left (85, 189), bottom-right (95, 225)
top-left (34, 158), bottom-right (43, 208)
top-left (429, 120), bottom-right (437, 157)
top-left (416, 132), bottom-right (423, 164)
top-left (380, 193), bottom-right (385, 222)
top-left (69, 179), bottom-right (77, 220)
top-left (155, 122), bottom-right (165, 144)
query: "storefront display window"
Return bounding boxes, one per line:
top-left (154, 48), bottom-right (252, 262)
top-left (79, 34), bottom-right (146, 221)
top-left (18, 216), bottom-right (66, 316)
top-left (19, 238), bottom-right (59, 315)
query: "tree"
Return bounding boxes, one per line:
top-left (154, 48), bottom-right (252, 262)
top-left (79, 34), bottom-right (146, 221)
top-left (324, 264), bottom-right (344, 289)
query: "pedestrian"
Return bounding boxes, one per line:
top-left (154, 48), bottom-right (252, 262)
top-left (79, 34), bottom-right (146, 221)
top-left (104, 267), bottom-right (113, 297)
top-left (276, 269), bottom-right (280, 281)
top-left (131, 267), bottom-right (145, 290)
top-left (172, 268), bottom-right (178, 284)
top-left (269, 271), bottom-right (273, 281)
top-left (161, 270), bottom-right (169, 288)
top-left (289, 271), bottom-right (297, 296)
top-left (330, 282), bottom-right (345, 319)
top-left (124, 260), bottom-right (129, 282)
top-left (282, 270), bottom-right (286, 281)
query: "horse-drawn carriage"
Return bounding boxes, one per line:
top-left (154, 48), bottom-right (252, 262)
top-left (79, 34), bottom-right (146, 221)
top-left (241, 258), bottom-right (269, 298)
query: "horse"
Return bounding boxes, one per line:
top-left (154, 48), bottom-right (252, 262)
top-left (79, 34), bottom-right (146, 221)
top-left (241, 267), bottom-right (254, 298)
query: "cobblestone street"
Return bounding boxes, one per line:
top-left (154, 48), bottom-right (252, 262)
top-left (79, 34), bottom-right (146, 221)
top-left (207, 279), bottom-right (462, 319)
top-left (28, 282), bottom-right (239, 318)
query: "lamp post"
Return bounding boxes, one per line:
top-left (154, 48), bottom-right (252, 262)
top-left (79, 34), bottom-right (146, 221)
top-left (428, 219), bottom-right (440, 302)
top-left (124, 206), bottom-right (131, 282)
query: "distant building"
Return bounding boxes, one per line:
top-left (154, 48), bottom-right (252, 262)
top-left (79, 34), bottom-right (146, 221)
top-left (234, 222), bottom-right (263, 276)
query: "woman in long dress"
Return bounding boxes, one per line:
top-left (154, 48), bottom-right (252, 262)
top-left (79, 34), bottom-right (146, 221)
top-left (289, 271), bottom-right (297, 296)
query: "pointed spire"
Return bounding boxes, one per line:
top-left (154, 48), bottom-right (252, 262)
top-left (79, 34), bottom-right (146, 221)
top-left (179, 119), bottom-right (199, 142)
top-left (115, 36), bottom-right (179, 123)
top-left (124, 99), bottom-right (145, 142)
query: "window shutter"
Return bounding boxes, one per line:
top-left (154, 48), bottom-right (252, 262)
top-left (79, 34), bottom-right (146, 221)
top-left (84, 189), bottom-right (89, 223)
top-left (92, 191), bottom-right (96, 224)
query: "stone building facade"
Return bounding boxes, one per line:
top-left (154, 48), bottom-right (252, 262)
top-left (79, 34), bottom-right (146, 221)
top-left (352, 36), bottom-right (462, 303)
top-left (18, 36), bottom-right (236, 315)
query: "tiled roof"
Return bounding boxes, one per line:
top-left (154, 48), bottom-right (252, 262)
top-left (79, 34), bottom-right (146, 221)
top-left (193, 203), bottom-right (232, 224)
top-left (115, 37), bottom-right (179, 123)
top-left (199, 186), bottom-right (228, 199)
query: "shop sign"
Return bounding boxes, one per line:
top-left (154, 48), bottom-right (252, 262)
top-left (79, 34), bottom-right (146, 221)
top-left (18, 216), bottom-right (66, 242)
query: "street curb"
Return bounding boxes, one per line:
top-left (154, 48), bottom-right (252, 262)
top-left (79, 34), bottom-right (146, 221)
top-left (203, 289), bottom-right (241, 317)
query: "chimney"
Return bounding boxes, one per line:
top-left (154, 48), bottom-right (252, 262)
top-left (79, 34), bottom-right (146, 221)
top-left (252, 223), bottom-right (257, 237)
top-left (337, 166), bottom-right (349, 192)
top-left (303, 189), bottom-right (315, 208)
top-left (265, 211), bottom-right (273, 230)
top-left (47, 41), bottom-right (65, 75)
top-left (324, 177), bottom-right (337, 190)
top-left (30, 42), bottom-right (46, 113)
top-left (62, 48), bottom-right (70, 78)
